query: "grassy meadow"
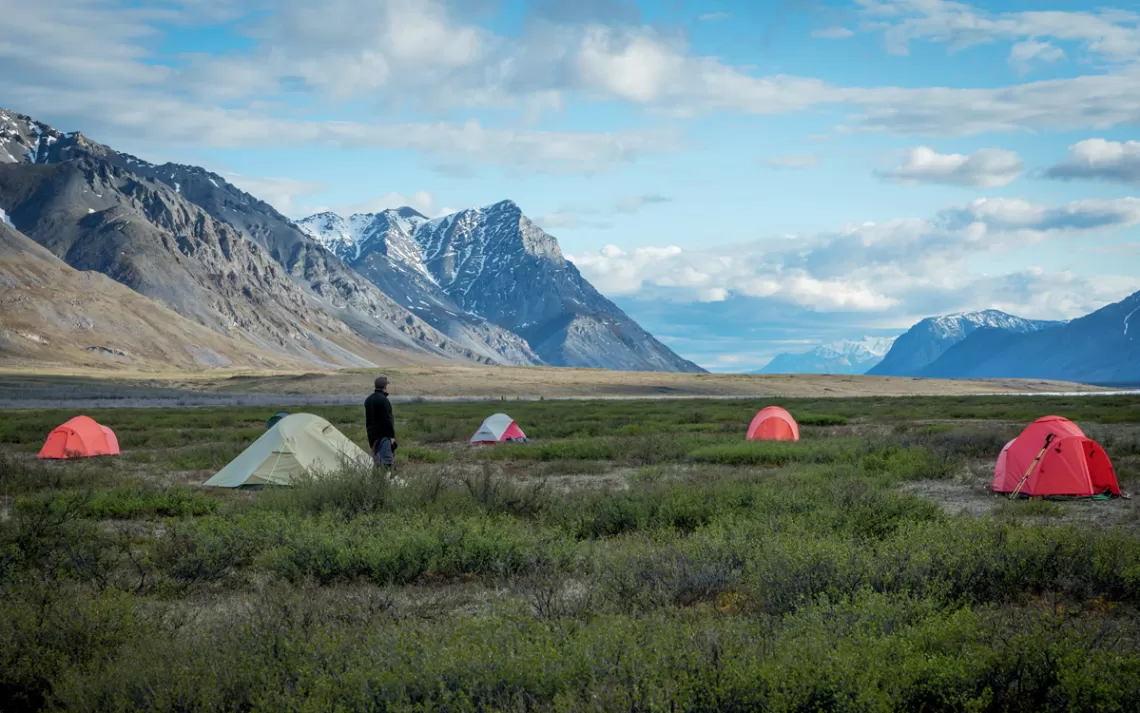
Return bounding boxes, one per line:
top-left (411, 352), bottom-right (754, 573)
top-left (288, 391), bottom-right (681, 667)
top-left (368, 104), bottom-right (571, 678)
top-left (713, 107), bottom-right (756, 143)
top-left (2, 394), bottom-right (1140, 712)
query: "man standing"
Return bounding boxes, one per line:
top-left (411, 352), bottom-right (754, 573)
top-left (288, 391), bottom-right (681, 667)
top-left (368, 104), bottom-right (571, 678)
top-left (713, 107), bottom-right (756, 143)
top-left (365, 375), bottom-right (397, 468)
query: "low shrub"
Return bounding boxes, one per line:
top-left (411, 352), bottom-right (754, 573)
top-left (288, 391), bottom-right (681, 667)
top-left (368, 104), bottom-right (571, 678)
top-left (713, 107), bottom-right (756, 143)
top-left (258, 466), bottom-right (396, 518)
top-left (85, 484), bottom-right (218, 519)
top-left (399, 446), bottom-right (454, 463)
top-left (797, 414), bottom-right (850, 427)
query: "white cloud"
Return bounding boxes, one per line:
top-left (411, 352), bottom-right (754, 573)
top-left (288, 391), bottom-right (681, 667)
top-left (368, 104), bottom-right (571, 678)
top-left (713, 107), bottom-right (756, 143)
top-left (937, 197), bottom-right (1140, 233)
top-left (221, 174), bottom-right (327, 217)
top-left (1046, 139), bottom-right (1140, 186)
top-left (812, 27), bottom-right (855, 39)
top-left (612, 193), bottom-right (671, 212)
top-left (7, 0), bottom-right (1140, 173)
top-left (1008, 40), bottom-right (1065, 75)
top-left (876, 146), bottom-right (1023, 188)
top-left (537, 192), bottom-right (671, 231)
top-left (567, 196), bottom-right (1140, 315)
top-left (766, 154), bottom-right (821, 170)
top-left (568, 244), bottom-right (898, 311)
top-left (859, 0), bottom-right (1140, 64)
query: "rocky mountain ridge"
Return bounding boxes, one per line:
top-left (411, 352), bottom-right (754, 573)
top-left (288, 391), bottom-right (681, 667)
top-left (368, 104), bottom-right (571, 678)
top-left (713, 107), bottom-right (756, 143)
top-left (299, 203), bottom-right (705, 372)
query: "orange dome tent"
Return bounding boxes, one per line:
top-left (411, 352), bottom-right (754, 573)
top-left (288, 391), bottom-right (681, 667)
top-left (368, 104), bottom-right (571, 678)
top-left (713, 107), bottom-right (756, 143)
top-left (746, 406), bottom-right (800, 441)
top-left (991, 415), bottom-right (1119, 498)
top-left (38, 416), bottom-right (120, 459)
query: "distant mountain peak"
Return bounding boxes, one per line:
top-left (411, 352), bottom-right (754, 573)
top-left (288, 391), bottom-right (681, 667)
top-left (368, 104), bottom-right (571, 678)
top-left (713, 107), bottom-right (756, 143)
top-left (394, 206), bottom-right (428, 220)
top-left (757, 335), bottom-right (897, 375)
top-left (870, 308), bottom-right (1063, 376)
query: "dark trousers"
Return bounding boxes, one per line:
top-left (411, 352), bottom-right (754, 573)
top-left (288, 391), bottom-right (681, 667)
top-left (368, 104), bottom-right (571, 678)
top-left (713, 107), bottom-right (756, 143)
top-left (372, 438), bottom-right (395, 468)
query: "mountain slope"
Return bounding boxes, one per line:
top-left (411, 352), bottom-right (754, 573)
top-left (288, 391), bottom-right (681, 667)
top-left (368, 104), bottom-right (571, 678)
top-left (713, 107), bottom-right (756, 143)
top-left (868, 310), bottom-right (1062, 377)
top-left (0, 220), bottom-right (309, 369)
top-left (0, 107), bottom-right (505, 368)
top-left (918, 291), bottom-right (1140, 383)
top-left (297, 210), bottom-right (542, 365)
top-left (302, 201), bottom-right (704, 372)
top-left (757, 337), bottom-right (896, 374)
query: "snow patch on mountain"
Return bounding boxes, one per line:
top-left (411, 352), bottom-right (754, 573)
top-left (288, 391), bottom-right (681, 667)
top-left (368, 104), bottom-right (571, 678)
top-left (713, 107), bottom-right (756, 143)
top-left (297, 208), bottom-right (434, 280)
top-left (0, 207), bottom-right (12, 228)
top-left (927, 310), bottom-right (1060, 339)
top-left (1125, 306), bottom-right (1139, 337)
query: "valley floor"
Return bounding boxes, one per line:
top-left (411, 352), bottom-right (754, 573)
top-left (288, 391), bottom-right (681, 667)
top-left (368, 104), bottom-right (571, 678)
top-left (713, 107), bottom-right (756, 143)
top-left (0, 365), bottom-right (1110, 409)
top-left (2, 395), bottom-right (1140, 711)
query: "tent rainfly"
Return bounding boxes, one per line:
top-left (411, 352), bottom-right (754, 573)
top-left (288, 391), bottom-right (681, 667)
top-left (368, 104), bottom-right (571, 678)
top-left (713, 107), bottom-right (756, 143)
top-left (470, 413), bottom-right (527, 444)
top-left (38, 416), bottom-right (120, 459)
top-left (203, 413), bottom-right (371, 487)
top-left (266, 411), bottom-right (290, 429)
top-left (746, 406), bottom-right (800, 441)
top-left (991, 415), bottom-right (1121, 498)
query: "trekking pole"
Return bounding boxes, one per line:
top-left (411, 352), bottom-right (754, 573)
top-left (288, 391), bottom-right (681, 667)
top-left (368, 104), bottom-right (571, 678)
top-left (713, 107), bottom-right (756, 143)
top-left (1009, 433), bottom-right (1054, 500)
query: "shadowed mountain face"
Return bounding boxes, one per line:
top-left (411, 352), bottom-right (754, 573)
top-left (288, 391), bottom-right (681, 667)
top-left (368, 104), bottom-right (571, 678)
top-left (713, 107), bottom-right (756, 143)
top-left (868, 310), bottom-right (1063, 377)
top-left (299, 202), bottom-right (706, 373)
top-left (918, 291), bottom-right (1140, 383)
top-left (0, 220), bottom-right (317, 369)
top-left (0, 108), bottom-right (539, 368)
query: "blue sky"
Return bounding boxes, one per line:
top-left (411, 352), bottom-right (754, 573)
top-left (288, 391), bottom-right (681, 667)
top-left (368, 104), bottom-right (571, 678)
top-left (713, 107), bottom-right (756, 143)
top-left (2, 0), bottom-right (1139, 371)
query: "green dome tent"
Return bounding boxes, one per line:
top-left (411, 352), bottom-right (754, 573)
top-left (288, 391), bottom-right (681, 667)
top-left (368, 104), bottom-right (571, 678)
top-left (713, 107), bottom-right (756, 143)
top-left (204, 413), bottom-right (370, 487)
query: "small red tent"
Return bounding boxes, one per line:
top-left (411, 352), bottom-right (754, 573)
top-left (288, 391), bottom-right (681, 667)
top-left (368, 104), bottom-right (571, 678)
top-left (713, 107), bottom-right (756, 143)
top-left (746, 406), bottom-right (800, 441)
top-left (991, 415), bottom-right (1119, 498)
top-left (38, 416), bottom-right (120, 459)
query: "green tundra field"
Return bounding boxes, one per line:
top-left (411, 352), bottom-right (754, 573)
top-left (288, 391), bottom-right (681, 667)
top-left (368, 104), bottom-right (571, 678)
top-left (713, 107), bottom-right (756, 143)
top-left (3, 395), bottom-right (1140, 713)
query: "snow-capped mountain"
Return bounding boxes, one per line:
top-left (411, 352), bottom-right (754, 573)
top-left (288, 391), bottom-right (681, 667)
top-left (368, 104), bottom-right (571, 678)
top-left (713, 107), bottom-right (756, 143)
top-left (299, 201), bottom-right (705, 372)
top-left (868, 310), bottom-right (1063, 377)
top-left (757, 336), bottom-right (897, 374)
top-left (297, 208), bottom-right (542, 366)
top-left (918, 291), bottom-right (1140, 383)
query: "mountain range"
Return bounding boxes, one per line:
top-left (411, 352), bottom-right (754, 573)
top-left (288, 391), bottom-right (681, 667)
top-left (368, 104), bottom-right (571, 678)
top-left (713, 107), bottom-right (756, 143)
top-left (852, 302), bottom-right (1138, 384)
top-left (867, 310), bottom-right (1063, 377)
top-left (756, 337), bottom-right (896, 374)
top-left (0, 107), bottom-right (702, 373)
top-left (915, 294), bottom-right (1140, 383)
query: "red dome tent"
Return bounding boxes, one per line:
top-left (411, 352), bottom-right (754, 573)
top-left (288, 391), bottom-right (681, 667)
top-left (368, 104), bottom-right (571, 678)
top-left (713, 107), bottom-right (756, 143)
top-left (38, 415), bottom-right (120, 459)
top-left (746, 406), bottom-right (800, 441)
top-left (992, 415), bottom-right (1120, 498)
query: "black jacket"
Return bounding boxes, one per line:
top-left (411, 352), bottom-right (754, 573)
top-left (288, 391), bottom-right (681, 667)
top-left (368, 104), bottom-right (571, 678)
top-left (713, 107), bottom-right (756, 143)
top-left (364, 389), bottom-right (395, 447)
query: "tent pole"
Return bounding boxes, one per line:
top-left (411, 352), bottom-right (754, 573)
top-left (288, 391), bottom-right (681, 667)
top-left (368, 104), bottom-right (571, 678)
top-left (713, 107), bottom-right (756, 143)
top-left (1009, 433), bottom-right (1054, 500)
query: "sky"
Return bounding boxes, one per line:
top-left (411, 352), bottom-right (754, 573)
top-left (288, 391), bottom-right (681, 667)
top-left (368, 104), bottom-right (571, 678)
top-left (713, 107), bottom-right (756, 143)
top-left (2, 0), bottom-right (1139, 371)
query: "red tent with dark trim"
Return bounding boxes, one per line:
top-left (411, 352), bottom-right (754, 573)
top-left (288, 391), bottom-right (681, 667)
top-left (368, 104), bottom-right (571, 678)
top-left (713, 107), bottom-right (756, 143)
top-left (991, 415), bottom-right (1119, 497)
top-left (746, 406), bottom-right (800, 441)
top-left (38, 416), bottom-right (120, 459)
